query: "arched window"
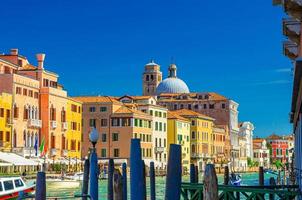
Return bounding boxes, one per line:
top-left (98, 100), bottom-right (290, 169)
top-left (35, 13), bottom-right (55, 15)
top-left (23, 130), bottom-right (27, 147)
top-left (13, 130), bottom-right (17, 148)
top-left (27, 131), bottom-right (31, 147)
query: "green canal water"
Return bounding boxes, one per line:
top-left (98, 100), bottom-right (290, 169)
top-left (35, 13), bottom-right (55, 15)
top-left (46, 173), bottom-right (277, 199)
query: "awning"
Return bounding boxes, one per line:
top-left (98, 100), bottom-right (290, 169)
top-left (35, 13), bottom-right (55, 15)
top-left (0, 152), bottom-right (39, 166)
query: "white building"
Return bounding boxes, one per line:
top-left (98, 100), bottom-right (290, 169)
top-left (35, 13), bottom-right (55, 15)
top-left (239, 122), bottom-right (255, 159)
top-left (118, 95), bottom-right (168, 169)
top-left (229, 100), bottom-right (240, 171)
top-left (253, 138), bottom-right (270, 168)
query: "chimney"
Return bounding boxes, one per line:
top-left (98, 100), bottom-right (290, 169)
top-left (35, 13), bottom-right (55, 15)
top-left (36, 53), bottom-right (45, 69)
top-left (10, 48), bottom-right (18, 55)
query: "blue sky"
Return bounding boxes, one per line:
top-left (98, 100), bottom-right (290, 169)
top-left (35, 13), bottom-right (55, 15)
top-left (0, 0), bottom-right (292, 136)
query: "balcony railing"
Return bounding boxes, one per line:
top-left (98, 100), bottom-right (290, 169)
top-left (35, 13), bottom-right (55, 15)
top-left (154, 147), bottom-right (165, 153)
top-left (28, 119), bottom-right (42, 128)
top-left (62, 122), bottom-right (68, 130)
top-left (50, 121), bottom-right (57, 129)
top-left (50, 148), bottom-right (57, 156)
top-left (283, 40), bottom-right (298, 60)
top-left (62, 149), bottom-right (68, 157)
top-left (5, 118), bottom-right (12, 127)
top-left (283, 18), bottom-right (301, 43)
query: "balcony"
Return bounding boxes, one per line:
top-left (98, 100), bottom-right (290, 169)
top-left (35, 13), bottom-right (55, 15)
top-left (62, 149), bottom-right (68, 157)
top-left (5, 118), bottom-right (12, 127)
top-left (62, 122), bottom-right (68, 130)
top-left (50, 121), bottom-right (57, 129)
top-left (28, 119), bottom-right (42, 128)
top-left (284, 0), bottom-right (302, 20)
top-left (283, 18), bottom-right (301, 44)
top-left (191, 153), bottom-right (202, 158)
top-left (154, 147), bottom-right (165, 153)
top-left (50, 148), bottom-right (57, 157)
top-left (283, 41), bottom-right (298, 60)
top-left (23, 147), bottom-right (39, 157)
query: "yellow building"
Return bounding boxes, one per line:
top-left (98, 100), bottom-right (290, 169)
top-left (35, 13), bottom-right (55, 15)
top-left (172, 109), bottom-right (215, 170)
top-left (65, 98), bottom-right (82, 159)
top-left (167, 111), bottom-right (191, 173)
top-left (0, 92), bottom-right (12, 152)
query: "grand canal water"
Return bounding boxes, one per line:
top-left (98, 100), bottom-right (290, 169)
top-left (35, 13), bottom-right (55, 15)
top-left (45, 172), bottom-right (277, 199)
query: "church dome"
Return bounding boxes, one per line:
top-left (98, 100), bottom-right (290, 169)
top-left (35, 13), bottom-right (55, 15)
top-left (156, 63), bottom-right (190, 95)
top-left (156, 77), bottom-right (190, 95)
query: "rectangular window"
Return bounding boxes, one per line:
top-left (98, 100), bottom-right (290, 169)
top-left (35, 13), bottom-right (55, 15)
top-left (5, 132), bottom-right (9, 142)
top-left (14, 179), bottom-right (24, 188)
top-left (102, 133), bottom-right (107, 142)
top-left (203, 104), bottom-right (207, 109)
top-left (100, 107), bottom-right (107, 112)
top-left (155, 122), bottom-right (158, 131)
top-left (192, 120), bottom-right (195, 126)
top-left (222, 103), bottom-right (226, 109)
top-left (209, 104), bottom-right (215, 109)
top-left (101, 119), bottom-right (108, 127)
top-left (0, 131), bottom-right (3, 142)
top-left (112, 133), bottom-right (119, 141)
top-left (16, 87), bottom-right (22, 95)
top-left (71, 140), bottom-right (76, 151)
top-left (89, 119), bottom-right (96, 128)
top-left (101, 149), bottom-right (106, 157)
top-left (134, 119), bottom-right (138, 126)
top-left (3, 180), bottom-right (14, 190)
top-left (71, 104), bottom-right (77, 112)
top-left (121, 118), bottom-right (130, 126)
top-left (34, 92), bottom-right (39, 99)
top-left (0, 108), bottom-right (4, 117)
top-left (149, 110), bottom-right (153, 116)
top-left (163, 112), bottom-right (167, 118)
top-left (89, 107), bottom-right (96, 112)
top-left (111, 118), bottom-right (120, 126)
top-left (23, 88), bottom-right (27, 96)
top-left (159, 122), bottom-right (162, 131)
top-left (114, 149), bottom-right (120, 157)
top-left (28, 90), bottom-right (33, 97)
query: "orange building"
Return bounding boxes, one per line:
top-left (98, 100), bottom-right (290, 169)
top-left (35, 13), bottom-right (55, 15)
top-left (74, 96), bottom-right (153, 165)
top-left (0, 49), bottom-right (81, 160)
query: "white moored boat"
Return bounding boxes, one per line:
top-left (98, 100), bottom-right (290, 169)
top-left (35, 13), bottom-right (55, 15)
top-left (0, 177), bottom-right (35, 200)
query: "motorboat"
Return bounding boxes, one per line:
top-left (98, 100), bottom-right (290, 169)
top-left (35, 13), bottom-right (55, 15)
top-left (0, 177), bottom-right (35, 199)
top-left (230, 173), bottom-right (242, 186)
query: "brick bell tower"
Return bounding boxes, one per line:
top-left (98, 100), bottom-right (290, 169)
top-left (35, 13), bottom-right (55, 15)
top-left (142, 60), bottom-right (162, 96)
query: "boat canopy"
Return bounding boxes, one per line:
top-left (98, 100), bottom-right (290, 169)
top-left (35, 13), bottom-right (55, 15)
top-left (0, 152), bottom-right (39, 166)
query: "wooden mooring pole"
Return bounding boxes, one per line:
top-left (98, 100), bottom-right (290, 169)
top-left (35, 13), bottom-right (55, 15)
top-left (224, 166), bottom-right (229, 185)
top-left (190, 164), bottom-right (196, 183)
top-left (150, 161), bottom-right (156, 200)
top-left (122, 163), bottom-right (127, 200)
top-left (195, 165), bottom-right (199, 183)
top-left (165, 144), bottom-right (182, 200)
top-left (89, 148), bottom-right (98, 200)
top-left (269, 177), bottom-right (276, 200)
top-left (35, 171), bottom-right (46, 200)
top-left (130, 139), bottom-right (144, 199)
top-left (203, 164), bottom-right (218, 200)
top-left (82, 158), bottom-right (90, 200)
top-left (113, 169), bottom-right (123, 200)
top-left (142, 160), bottom-right (147, 200)
top-left (108, 158), bottom-right (114, 200)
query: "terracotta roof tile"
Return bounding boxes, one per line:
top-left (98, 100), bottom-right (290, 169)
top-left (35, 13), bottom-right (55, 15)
top-left (167, 111), bottom-right (190, 122)
top-left (73, 96), bottom-right (121, 104)
top-left (172, 109), bottom-right (215, 121)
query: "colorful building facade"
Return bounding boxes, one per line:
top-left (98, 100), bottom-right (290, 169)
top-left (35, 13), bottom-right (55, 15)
top-left (74, 96), bottom-right (153, 165)
top-left (266, 134), bottom-right (290, 164)
top-left (0, 92), bottom-right (12, 151)
top-left (167, 111), bottom-right (191, 173)
top-left (171, 109), bottom-right (215, 170)
top-left (0, 49), bottom-right (82, 160)
top-left (253, 138), bottom-right (270, 168)
top-left (119, 95), bottom-right (168, 169)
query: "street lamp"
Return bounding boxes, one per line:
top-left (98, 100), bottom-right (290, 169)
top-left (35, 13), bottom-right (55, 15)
top-left (89, 128), bottom-right (99, 200)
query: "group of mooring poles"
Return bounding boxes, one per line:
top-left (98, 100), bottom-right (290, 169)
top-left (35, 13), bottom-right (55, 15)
top-left (34, 138), bottom-right (183, 200)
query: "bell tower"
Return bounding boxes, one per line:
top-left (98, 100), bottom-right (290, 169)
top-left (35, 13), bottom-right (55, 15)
top-left (142, 60), bottom-right (162, 96)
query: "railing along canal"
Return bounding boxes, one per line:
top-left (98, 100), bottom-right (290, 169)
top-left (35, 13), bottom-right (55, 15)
top-left (181, 183), bottom-right (300, 200)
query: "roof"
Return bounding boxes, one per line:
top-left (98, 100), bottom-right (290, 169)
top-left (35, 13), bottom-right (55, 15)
top-left (171, 109), bottom-right (215, 121)
top-left (18, 64), bottom-right (37, 70)
top-left (119, 95), bottom-right (153, 101)
top-left (114, 106), bottom-right (151, 118)
top-left (266, 134), bottom-right (281, 140)
top-left (167, 111), bottom-right (190, 122)
top-left (73, 96), bottom-right (121, 104)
